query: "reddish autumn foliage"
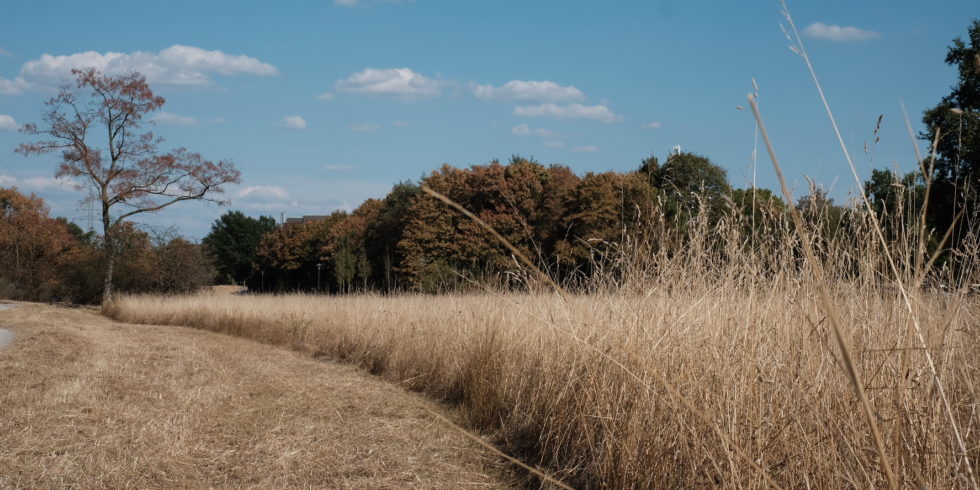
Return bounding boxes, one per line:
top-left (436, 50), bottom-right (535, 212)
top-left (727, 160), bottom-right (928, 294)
top-left (0, 187), bottom-right (82, 301)
top-left (17, 68), bottom-right (240, 300)
top-left (233, 152), bottom-right (740, 293)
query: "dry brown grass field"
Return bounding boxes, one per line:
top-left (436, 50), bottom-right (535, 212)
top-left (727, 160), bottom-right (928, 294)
top-left (106, 280), bottom-right (980, 488)
top-left (0, 303), bottom-right (514, 489)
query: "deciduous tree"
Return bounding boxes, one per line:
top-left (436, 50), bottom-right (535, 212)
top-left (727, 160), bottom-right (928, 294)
top-left (17, 68), bottom-right (240, 301)
top-left (0, 187), bottom-right (82, 301)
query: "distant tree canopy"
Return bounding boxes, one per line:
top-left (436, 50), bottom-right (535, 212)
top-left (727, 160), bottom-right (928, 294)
top-left (236, 152), bottom-right (766, 293)
top-left (920, 19), bottom-right (980, 234)
top-left (234, 147), bottom-right (977, 294)
top-left (203, 211), bottom-right (277, 284)
top-left (0, 186), bottom-right (213, 303)
top-left (0, 187), bottom-right (81, 301)
top-left (649, 152), bottom-right (731, 221)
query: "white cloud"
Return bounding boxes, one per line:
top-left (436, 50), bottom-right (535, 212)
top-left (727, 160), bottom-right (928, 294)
top-left (350, 122), bottom-right (381, 133)
top-left (237, 185), bottom-right (290, 201)
top-left (228, 178), bottom-right (392, 218)
top-left (803, 22), bottom-right (880, 42)
top-left (473, 80), bottom-right (585, 103)
top-left (152, 111), bottom-right (197, 126)
top-left (513, 103), bottom-right (622, 123)
top-left (281, 115), bottom-right (307, 130)
top-left (212, 117), bottom-right (227, 124)
top-left (5, 45), bottom-right (277, 92)
top-left (392, 120), bottom-right (410, 127)
top-left (315, 91), bottom-right (336, 101)
top-left (0, 175), bottom-right (16, 186)
top-left (325, 164), bottom-right (355, 171)
top-left (643, 121), bottom-right (662, 130)
top-left (543, 140), bottom-right (565, 149)
top-left (573, 145), bottom-right (600, 153)
top-left (511, 123), bottom-right (560, 138)
top-left (335, 67), bottom-right (443, 99)
top-left (0, 114), bottom-right (20, 131)
top-left (0, 48), bottom-right (11, 57)
top-left (0, 77), bottom-right (29, 95)
top-left (22, 176), bottom-right (77, 192)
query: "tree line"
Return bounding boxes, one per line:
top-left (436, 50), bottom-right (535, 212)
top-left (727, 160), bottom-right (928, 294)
top-left (0, 186), bottom-right (213, 303)
top-left (205, 148), bottom-right (975, 294)
top-left (0, 141), bottom-right (974, 302)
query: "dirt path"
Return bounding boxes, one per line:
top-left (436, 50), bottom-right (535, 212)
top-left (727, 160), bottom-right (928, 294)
top-left (0, 303), bottom-right (15, 347)
top-left (0, 304), bottom-right (514, 489)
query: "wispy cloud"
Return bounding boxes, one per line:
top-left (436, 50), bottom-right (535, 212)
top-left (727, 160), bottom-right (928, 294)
top-left (514, 103), bottom-right (622, 123)
top-left (392, 120), bottom-right (410, 128)
top-left (0, 77), bottom-right (29, 95)
top-left (0, 174), bottom-right (77, 192)
top-left (212, 117), bottom-right (227, 124)
top-left (315, 91), bottom-right (336, 101)
top-left (473, 80), bottom-right (585, 103)
top-left (642, 121), bottom-right (662, 130)
top-left (573, 145), bottom-right (600, 153)
top-left (324, 164), bottom-right (356, 171)
top-left (152, 111), bottom-right (198, 126)
top-left (23, 176), bottom-right (77, 191)
top-left (349, 122), bottom-right (381, 133)
top-left (803, 22), bottom-right (880, 42)
top-left (335, 67), bottom-right (444, 100)
top-left (280, 115), bottom-right (307, 130)
top-left (0, 48), bottom-right (11, 57)
top-left (237, 185), bottom-right (290, 201)
top-left (511, 123), bottom-right (560, 138)
top-left (0, 45), bottom-right (278, 94)
top-left (543, 140), bottom-right (565, 149)
top-left (0, 114), bottom-right (20, 131)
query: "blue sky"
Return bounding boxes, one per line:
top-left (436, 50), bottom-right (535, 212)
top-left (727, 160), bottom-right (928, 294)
top-left (0, 0), bottom-right (976, 238)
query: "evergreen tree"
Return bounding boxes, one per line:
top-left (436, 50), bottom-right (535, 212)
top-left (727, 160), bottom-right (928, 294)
top-left (202, 211), bottom-right (277, 284)
top-left (921, 19), bottom-right (980, 235)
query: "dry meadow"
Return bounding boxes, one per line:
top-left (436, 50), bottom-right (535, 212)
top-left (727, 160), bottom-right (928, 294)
top-left (107, 274), bottom-right (980, 488)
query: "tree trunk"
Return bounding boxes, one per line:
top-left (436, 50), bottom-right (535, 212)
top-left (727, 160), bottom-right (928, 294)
top-left (102, 242), bottom-right (115, 304)
top-left (101, 203), bottom-right (115, 304)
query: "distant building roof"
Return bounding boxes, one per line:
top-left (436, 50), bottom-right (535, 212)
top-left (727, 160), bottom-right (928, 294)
top-left (285, 215), bottom-right (328, 225)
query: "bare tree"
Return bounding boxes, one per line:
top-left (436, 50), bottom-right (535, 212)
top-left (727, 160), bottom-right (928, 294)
top-left (17, 68), bottom-right (241, 301)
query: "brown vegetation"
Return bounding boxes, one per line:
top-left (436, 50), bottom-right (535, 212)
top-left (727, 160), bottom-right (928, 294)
top-left (0, 186), bottom-right (214, 304)
top-left (107, 275), bottom-right (980, 488)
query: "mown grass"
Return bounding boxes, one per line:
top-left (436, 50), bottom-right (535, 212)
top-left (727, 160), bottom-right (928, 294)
top-left (0, 303), bottom-right (512, 489)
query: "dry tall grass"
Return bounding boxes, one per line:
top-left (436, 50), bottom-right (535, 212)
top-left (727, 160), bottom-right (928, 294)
top-left (107, 220), bottom-right (980, 488)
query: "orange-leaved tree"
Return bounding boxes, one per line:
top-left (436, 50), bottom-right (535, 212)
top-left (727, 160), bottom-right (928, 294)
top-left (0, 186), bottom-right (82, 301)
top-left (17, 68), bottom-right (240, 301)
